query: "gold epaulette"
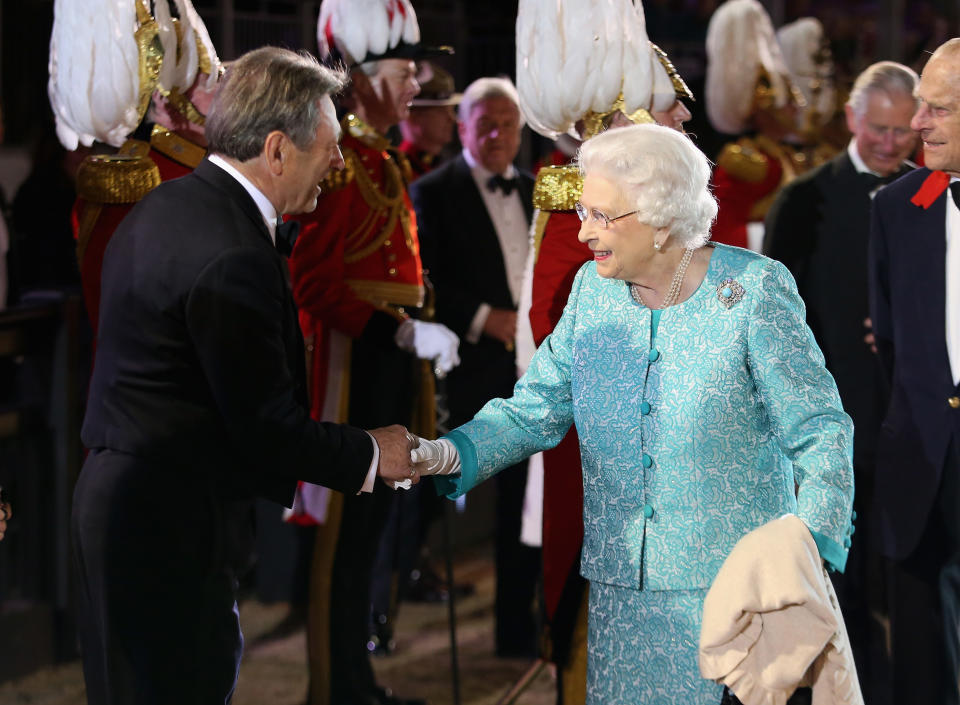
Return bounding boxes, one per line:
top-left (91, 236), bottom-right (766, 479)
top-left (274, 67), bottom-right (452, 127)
top-left (150, 124), bottom-right (206, 168)
top-left (119, 138), bottom-right (151, 159)
top-left (320, 147), bottom-right (357, 193)
top-left (344, 113), bottom-right (391, 151)
top-left (76, 154), bottom-right (162, 205)
top-left (532, 164), bottom-right (583, 212)
top-left (717, 139), bottom-right (769, 184)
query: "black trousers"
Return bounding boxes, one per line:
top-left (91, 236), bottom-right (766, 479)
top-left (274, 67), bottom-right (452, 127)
top-left (73, 450), bottom-right (243, 705)
top-left (325, 337), bottom-right (415, 703)
top-left (493, 461), bottom-right (541, 657)
top-left (888, 440), bottom-right (960, 705)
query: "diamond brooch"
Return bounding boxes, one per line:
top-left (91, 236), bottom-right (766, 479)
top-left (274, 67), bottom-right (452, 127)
top-left (716, 278), bottom-right (745, 308)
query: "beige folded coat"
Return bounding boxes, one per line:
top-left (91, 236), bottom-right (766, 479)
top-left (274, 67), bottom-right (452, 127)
top-left (699, 514), bottom-right (863, 705)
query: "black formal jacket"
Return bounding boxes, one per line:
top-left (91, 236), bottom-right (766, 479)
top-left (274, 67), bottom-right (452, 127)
top-left (869, 167), bottom-right (960, 559)
top-left (82, 158), bottom-right (373, 506)
top-left (410, 155), bottom-right (534, 426)
top-left (764, 151), bottom-right (908, 472)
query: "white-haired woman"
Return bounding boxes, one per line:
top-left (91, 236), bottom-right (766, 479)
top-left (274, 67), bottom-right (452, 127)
top-left (412, 124), bottom-right (854, 704)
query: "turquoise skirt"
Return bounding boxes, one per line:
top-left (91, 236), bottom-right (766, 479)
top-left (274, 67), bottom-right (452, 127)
top-left (587, 581), bottom-right (723, 704)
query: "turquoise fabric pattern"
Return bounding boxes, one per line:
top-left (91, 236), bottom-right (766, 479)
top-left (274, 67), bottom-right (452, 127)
top-left (435, 244), bottom-right (854, 703)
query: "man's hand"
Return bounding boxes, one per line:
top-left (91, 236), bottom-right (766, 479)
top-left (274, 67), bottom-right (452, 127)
top-left (369, 425), bottom-right (420, 487)
top-left (483, 308), bottom-right (517, 347)
top-left (863, 317), bottom-right (877, 354)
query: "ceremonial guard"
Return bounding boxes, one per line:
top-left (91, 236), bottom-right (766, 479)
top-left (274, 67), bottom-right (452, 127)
top-left (64, 0), bottom-right (220, 332)
top-left (286, 1), bottom-right (458, 703)
top-left (397, 63), bottom-right (460, 180)
top-left (705, 0), bottom-right (820, 251)
top-left (516, 0), bottom-right (694, 700)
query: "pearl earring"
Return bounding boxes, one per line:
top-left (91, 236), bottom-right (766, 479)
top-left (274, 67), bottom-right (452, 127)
top-left (653, 241), bottom-right (662, 250)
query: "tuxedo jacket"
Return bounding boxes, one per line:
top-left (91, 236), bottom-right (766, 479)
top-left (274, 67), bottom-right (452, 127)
top-left (869, 167), bottom-right (960, 559)
top-left (765, 151), bottom-right (907, 470)
top-left (82, 158), bottom-right (373, 508)
top-left (410, 155), bottom-right (534, 426)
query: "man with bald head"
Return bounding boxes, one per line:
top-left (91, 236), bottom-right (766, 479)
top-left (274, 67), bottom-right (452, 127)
top-left (869, 38), bottom-right (960, 704)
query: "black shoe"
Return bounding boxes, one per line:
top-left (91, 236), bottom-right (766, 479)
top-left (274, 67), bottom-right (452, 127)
top-left (367, 612), bottom-right (395, 656)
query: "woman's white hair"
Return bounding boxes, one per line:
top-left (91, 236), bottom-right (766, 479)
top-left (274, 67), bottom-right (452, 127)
top-left (576, 124), bottom-right (717, 248)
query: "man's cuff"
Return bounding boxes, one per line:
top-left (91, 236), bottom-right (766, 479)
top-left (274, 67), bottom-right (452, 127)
top-left (359, 432), bottom-right (379, 493)
top-left (467, 303), bottom-right (491, 344)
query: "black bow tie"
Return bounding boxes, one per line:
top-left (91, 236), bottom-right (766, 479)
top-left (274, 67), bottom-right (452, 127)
top-left (860, 171), bottom-right (902, 192)
top-left (487, 174), bottom-right (518, 196)
top-left (275, 218), bottom-right (300, 257)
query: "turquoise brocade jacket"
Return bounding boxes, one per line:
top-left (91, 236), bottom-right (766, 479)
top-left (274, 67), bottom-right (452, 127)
top-left (437, 244), bottom-right (854, 591)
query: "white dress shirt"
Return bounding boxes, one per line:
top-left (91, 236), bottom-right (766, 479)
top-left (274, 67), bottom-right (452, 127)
top-left (462, 148), bottom-right (530, 344)
top-left (946, 176), bottom-right (960, 385)
top-left (207, 155), bottom-right (380, 492)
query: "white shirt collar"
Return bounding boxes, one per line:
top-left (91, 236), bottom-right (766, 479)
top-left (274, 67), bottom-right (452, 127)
top-left (208, 154), bottom-right (279, 243)
top-left (847, 139), bottom-right (880, 177)
top-left (462, 148), bottom-right (516, 180)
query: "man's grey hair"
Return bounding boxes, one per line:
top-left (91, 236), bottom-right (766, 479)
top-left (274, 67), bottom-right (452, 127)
top-left (457, 76), bottom-right (524, 127)
top-left (576, 124), bottom-right (717, 248)
top-left (847, 61), bottom-right (919, 119)
top-left (206, 47), bottom-right (348, 161)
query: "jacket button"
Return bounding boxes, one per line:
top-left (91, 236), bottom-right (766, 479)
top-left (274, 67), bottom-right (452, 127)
top-left (642, 504), bottom-right (654, 519)
top-left (648, 349), bottom-right (660, 362)
top-left (641, 453), bottom-right (653, 468)
top-left (388, 267), bottom-right (398, 277)
top-left (384, 240), bottom-right (392, 247)
top-left (843, 536), bottom-right (852, 548)
top-left (640, 401), bottom-right (651, 415)
top-left (950, 396), bottom-right (960, 409)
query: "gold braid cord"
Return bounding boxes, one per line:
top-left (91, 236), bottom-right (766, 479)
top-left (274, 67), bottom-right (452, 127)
top-left (343, 148), bottom-right (413, 264)
top-left (134, 0), bottom-right (164, 125)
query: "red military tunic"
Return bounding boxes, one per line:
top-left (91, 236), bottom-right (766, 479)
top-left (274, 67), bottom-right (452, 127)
top-left (711, 134), bottom-right (830, 249)
top-left (74, 126), bottom-right (205, 332)
top-left (289, 114), bottom-right (424, 423)
top-left (528, 164), bottom-right (591, 624)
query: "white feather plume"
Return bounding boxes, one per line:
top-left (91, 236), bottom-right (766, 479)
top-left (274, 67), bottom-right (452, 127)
top-left (516, 0), bottom-right (662, 139)
top-left (154, 0), bottom-right (180, 94)
top-left (319, 0), bottom-right (418, 65)
top-left (777, 17), bottom-right (835, 128)
top-left (49, 0), bottom-right (141, 149)
top-left (706, 0), bottom-right (791, 134)
top-left (175, 0), bottom-right (220, 88)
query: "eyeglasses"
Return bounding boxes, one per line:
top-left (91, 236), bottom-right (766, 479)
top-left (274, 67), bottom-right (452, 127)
top-left (574, 201), bottom-right (640, 230)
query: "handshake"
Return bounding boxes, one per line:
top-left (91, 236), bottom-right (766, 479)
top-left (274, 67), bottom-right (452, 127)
top-left (370, 426), bottom-right (461, 490)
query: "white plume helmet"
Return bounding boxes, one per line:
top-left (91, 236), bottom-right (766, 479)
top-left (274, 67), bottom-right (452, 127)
top-left (48, 0), bottom-right (143, 149)
top-left (705, 0), bottom-right (793, 135)
top-left (516, 0), bottom-right (679, 140)
top-left (777, 17), bottom-right (835, 128)
top-left (155, 0), bottom-right (222, 94)
top-left (318, 0), bottom-right (420, 66)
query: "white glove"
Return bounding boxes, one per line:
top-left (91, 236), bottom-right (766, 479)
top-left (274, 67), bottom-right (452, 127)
top-left (395, 319), bottom-right (461, 376)
top-left (410, 437), bottom-right (461, 476)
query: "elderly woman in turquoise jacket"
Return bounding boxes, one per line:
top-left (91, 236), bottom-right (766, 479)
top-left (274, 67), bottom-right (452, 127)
top-left (411, 123), bottom-right (854, 704)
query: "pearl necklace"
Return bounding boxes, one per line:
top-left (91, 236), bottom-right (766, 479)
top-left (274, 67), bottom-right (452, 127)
top-left (630, 248), bottom-right (695, 309)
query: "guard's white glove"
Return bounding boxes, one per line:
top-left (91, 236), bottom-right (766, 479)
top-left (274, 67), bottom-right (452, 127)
top-left (395, 319), bottom-right (461, 376)
top-left (410, 437), bottom-right (461, 476)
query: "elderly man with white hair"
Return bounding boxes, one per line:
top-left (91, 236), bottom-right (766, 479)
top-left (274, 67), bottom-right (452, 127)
top-left (411, 123), bottom-right (855, 704)
top-left (410, 75), bottom-right (540, 657)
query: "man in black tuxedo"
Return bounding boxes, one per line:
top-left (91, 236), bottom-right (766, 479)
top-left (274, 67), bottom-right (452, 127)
top-left (869, 38), bottom-right (960, 705)
top-left (763, 60), bottom-right (918, 700)
top-left (410, 77), bottom-right (540, 657)
top-left (870, 38), bottom-right (960, 704)
top-left (73, 47), bottom-right (419, 705)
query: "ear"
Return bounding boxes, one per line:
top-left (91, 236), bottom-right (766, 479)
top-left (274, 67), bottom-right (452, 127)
top-left (262, 131), bottom-right (287, 176)
top-left (844, 104), bottom-right (858, 136)
top-left (457, 119), bottom-right (467, 143)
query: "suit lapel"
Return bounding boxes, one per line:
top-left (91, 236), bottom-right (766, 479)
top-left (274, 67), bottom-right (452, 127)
top-left (910, 184), bottom-right (949, 368)
top-left (518, 172), bottom-right (534, 222)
